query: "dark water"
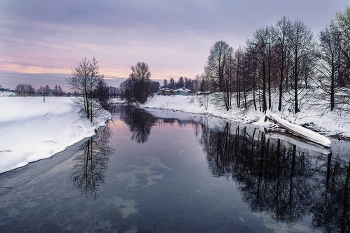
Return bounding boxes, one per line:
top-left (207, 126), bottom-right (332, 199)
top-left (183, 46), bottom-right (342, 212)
top-left (0, 105), bottom-right (349, 233)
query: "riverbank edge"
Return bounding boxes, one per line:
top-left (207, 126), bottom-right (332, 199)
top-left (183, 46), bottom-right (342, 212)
top-left (139, 104), bottom-right (350, 143)
top-left (0, 119), bottom-right (111, 176)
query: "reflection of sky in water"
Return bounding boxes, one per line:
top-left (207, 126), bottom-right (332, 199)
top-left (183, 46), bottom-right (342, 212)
top-left (0, 106), bottom-right (349, 232)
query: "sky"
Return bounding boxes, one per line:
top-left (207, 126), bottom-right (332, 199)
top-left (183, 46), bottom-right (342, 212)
top-left (0, 0), bottom-right (349, 91)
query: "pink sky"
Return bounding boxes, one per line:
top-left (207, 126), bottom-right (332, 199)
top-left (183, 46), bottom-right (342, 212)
top-left (0, 0), bottom-right (349, 91)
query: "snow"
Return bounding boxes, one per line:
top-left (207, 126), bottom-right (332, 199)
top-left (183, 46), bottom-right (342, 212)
top-left (143, 94), bottom-right (264, 124)
top-left (266, 111), bottom-right (332, 147)
top-left (142, 91), bottom-right (350, 144)
top-left (0, 96), bottom-right (111, 174)
top-left (109, 98), bottom-right (126, 104)
top-left (0, 91), bottom-right (16, 97)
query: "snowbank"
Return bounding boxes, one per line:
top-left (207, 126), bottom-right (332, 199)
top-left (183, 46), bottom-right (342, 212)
top-left (266, 111), bottom-right (331, 147)
top-left (143, 94), bottom-right (264, 124)
top-left (144, 95), bottom-right (205, 114)
top-left (0, 91), bottom-right (16, 97)
top-left (0, 97), bottom-right (111, 174)
top-left (142, 92), bottom-right (348, 142)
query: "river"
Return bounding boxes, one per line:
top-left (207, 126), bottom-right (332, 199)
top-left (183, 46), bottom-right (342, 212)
top-left (0, 105), bottom-right (349, 233)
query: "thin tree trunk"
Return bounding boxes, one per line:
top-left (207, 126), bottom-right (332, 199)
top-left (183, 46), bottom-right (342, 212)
top-left (294, 47), bottom-right (299, 113)
top-left (331, 55), bottom-right (335, 111)
top-left (278, 48), bottom-right (285, 111)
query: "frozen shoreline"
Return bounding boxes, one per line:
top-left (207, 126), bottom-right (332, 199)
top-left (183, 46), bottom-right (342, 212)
top-left (0, 97), bottom-right (111, 174)
top-left (141, 94), bottom-right (350, 139)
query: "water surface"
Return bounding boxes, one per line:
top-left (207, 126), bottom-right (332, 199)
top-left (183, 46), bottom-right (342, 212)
top-left (0, 105), bottom-right (349, 233)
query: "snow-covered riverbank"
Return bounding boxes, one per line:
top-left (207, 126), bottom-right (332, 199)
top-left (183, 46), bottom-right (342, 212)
top-left (0, 97), bottom-right (111, 174)
top-left (142, 92), bottom-right (350, 139)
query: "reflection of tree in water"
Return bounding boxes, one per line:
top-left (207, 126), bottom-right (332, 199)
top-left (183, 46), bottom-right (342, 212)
top-left (113, 105), bottom-right (202, 143)
top-left (200, 122), bottom-right (349, 232)
top-left (118, 105), bottom-right (157, 143)
top-left (311, 157), bottom-right (350, 233)
top-left (70, 126), bottom-right (114, 198)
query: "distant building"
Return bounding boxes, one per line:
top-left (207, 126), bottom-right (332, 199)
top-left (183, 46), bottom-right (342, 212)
top-left (174, 87), bottom-right (191, 96)
top-left (158, 88), bottom-right (173, 96)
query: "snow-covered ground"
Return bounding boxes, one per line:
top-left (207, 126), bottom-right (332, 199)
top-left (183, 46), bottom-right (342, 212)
top-left (142, 91), bottom-right (350, 139)
top-left (0, 91), bottom-right (16, 97)
top-left (0, 97), bottom-right (111, 174)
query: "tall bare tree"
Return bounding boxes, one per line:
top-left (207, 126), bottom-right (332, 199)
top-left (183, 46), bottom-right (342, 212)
top-left (66, 56), bottom-right (104, 122)
top-left (223, 47), bottom-right (234, 110)
top-left (319, 26), bottom-right (342, 111)
top-left (129, 62), bottom-right (152, 104)
top-left (205, 41), bottom-right (232, 92)
top-left (248, 28), bottom-right (270, 112)
top-left (234, 46), bottom-right (245, 108)
top-left (334, 6), bottom-right (350, 81)
top-left (163, 79), bottom-right (168, 88)
top-left (288, 20), bottom-right (317, 113)
top-left (275, 17), bottom-right (292, 111)
top-left (169, 78), bottom-right (175, 89)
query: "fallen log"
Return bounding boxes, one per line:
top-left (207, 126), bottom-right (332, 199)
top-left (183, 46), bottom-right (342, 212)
top-left (265, 112), bottom-right (331, 148)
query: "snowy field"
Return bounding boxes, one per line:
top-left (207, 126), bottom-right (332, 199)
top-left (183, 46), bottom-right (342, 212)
top-left (0, 97), bottom-right (111, 174)
top-left (143, 91), bottom-right (350, 139)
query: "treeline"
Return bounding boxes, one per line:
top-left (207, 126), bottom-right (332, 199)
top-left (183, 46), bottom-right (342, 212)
top-left (13, 83), bottom-right (119, 99)
top-left (161, 76), bottom-right (200, 92)
top-left (14, 83), bottom-right (64, 96)
top-left (200, 6), bottom-right (350, 112)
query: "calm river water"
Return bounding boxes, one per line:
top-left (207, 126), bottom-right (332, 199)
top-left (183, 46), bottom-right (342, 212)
top-left (0, 105), bottom-right (349, 233)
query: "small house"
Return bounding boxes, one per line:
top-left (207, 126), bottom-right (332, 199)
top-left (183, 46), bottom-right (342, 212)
top-left (175, 87), bottom-right (191, 96)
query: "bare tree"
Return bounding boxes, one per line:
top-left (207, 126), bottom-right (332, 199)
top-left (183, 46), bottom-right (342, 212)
top-left (223, 48), bottom-right (234, 110)
top-left (248, 28), bottom-right (270, 112)
top-left (37, 85), bottom-right (51, 101)
top-left (176, 76), bottom-right (185, 89)
top-left (93, 79), bottom-right (110, 110)
top-left (334, 6), bottom-right (350, 82)
top-left (265, 26), bottom-right (278, 110)
top-left (331, 6), bottom-right (350, 110)
top-left (163, 79), bottom-right (168, 88)
top-left (205, 41), bottom-right (232, 92)
top-left (15, 83), bottom-right (25, 96)
top-left (66, 56), bottom-right (104, 122)
top-left (169, 78), bottom-right (175, 89)
top-left (233, 46), bottom-right (245, 108)
top-left (288, 20), bottom-right (317, 113)
top-left (318, 26), bottom-right (342, 111)
top-left (129, 62), bottom-right (152, 104)
top-left (275, 17), bottom-right (292, 111)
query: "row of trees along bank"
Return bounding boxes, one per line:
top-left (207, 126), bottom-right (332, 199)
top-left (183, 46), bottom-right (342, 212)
top-left (202, 6), bottom-right (350, 113)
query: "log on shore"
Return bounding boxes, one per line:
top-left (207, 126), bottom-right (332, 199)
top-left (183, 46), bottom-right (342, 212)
top-left (265, 113), bottom-right (331, 148)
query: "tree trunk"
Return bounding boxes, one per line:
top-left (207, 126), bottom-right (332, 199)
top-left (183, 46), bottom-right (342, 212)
top-left (294, 48), bottom-right (299, 113)
top-left (262, 61), bottom-right (267, 112)
top-left (331, 55), bottom-right (335, 111)
top-left (278, 48), bottom-right (285, 111)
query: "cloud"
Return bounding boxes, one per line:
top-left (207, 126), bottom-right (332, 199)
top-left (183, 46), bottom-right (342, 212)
top-left (0, 0), bottom-right (349, 89)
